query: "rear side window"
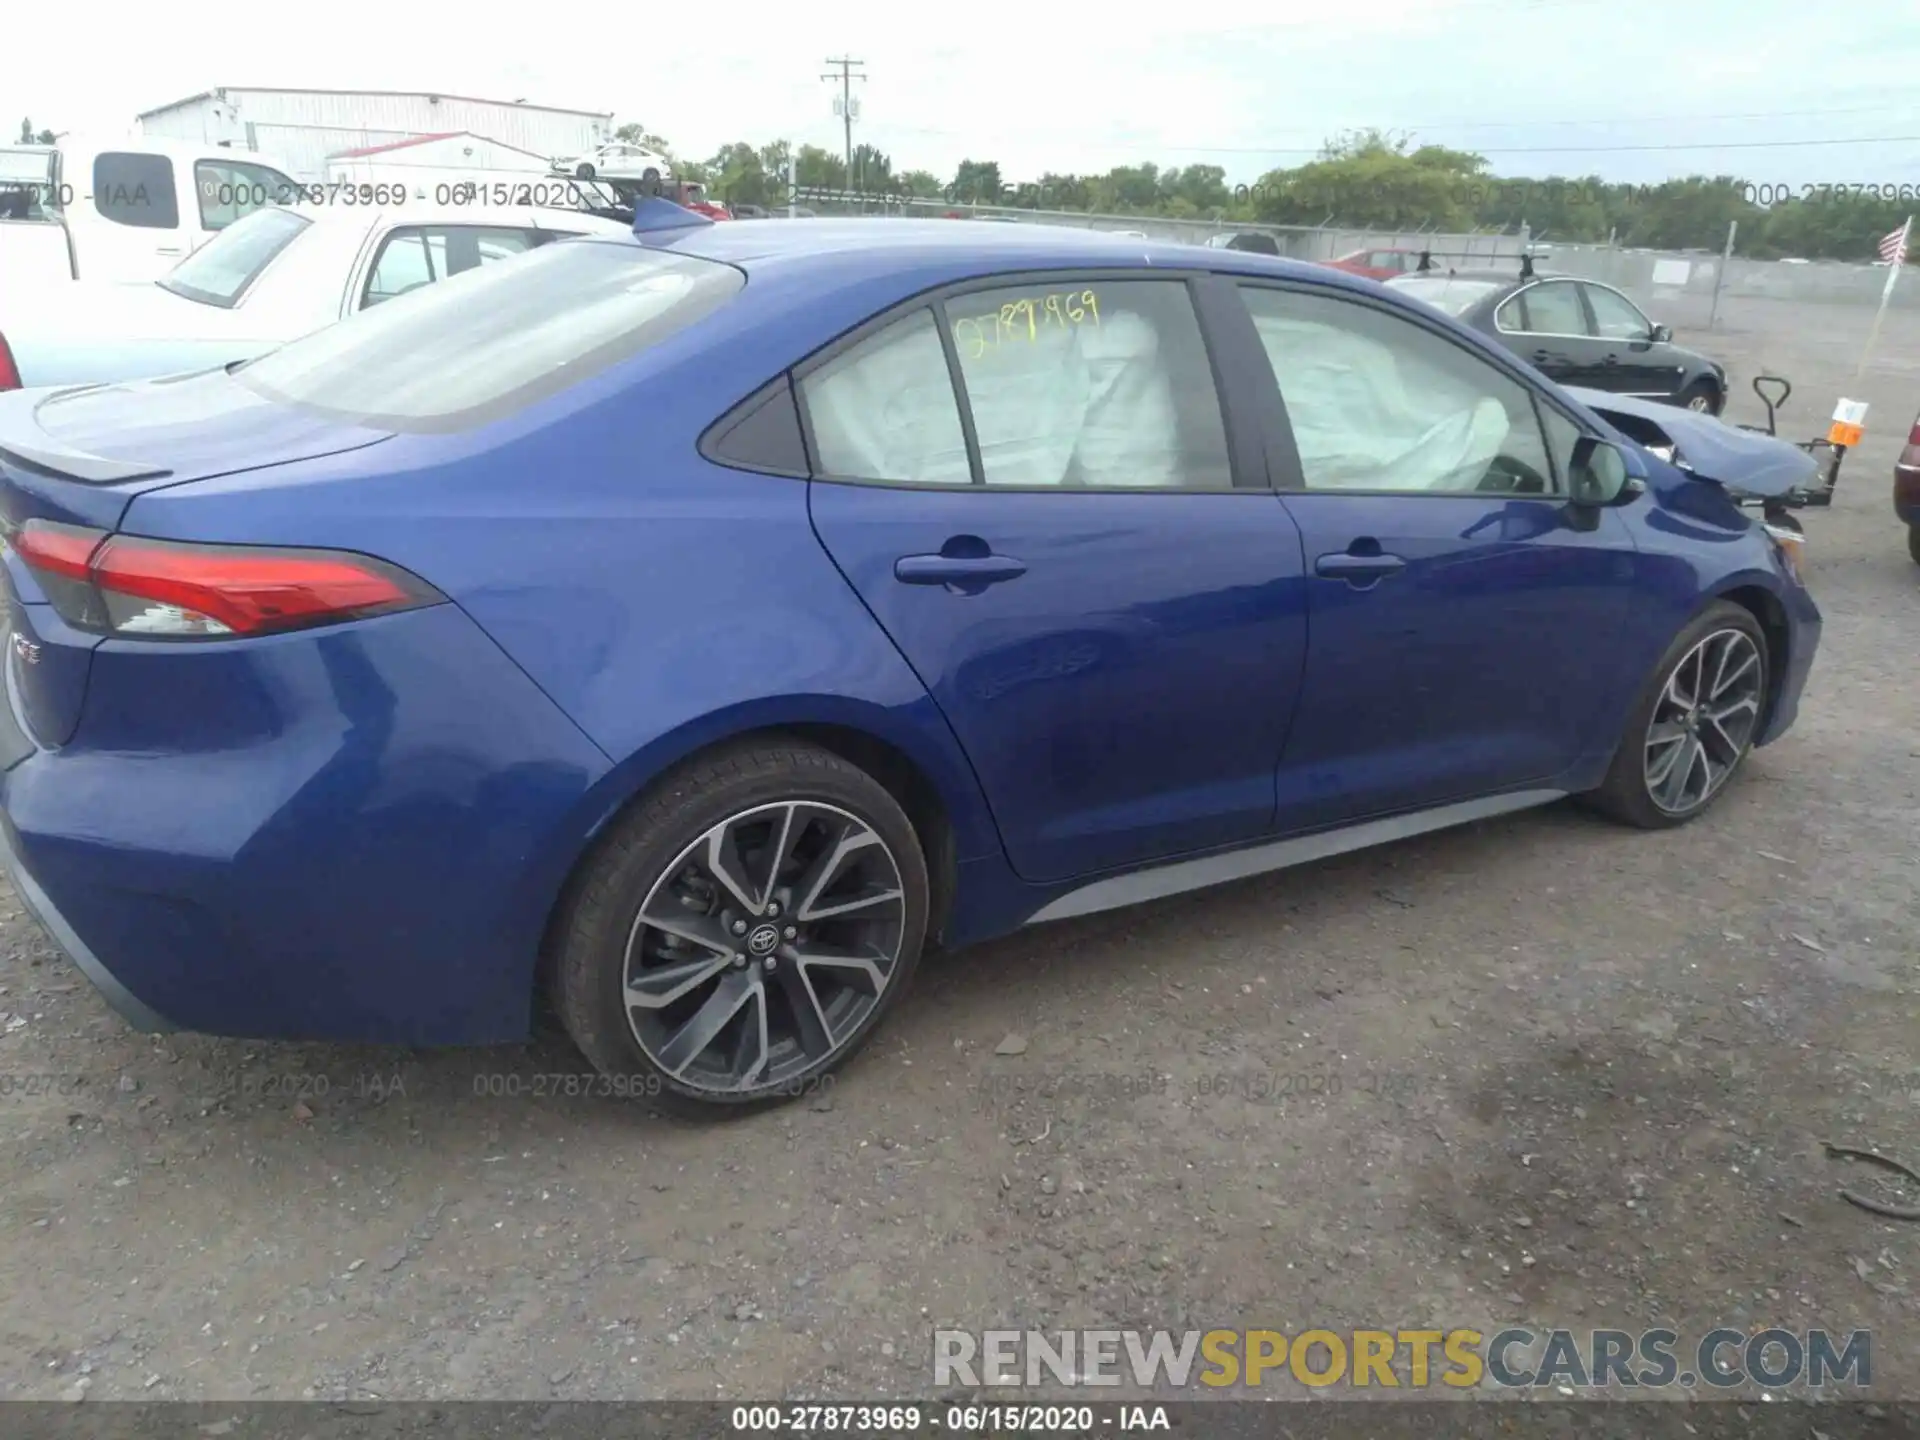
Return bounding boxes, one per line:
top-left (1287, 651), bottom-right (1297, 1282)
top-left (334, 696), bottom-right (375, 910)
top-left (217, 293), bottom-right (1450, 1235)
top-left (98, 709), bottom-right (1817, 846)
top-left (361, 225), bottom-right (548, 307)
top-left (158, 206), bottom-right (312, 308)
top-left (94, 152), bottom-right (179, 230)
top-left (235, 239), bottom-right (744, 432)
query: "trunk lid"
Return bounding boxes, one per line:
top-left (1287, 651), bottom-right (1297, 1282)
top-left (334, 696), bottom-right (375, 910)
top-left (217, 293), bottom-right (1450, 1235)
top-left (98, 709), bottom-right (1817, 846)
top-left (0, 366), bottom-right (393, 538)
top-left (0, 368), bottom-right (392, 748)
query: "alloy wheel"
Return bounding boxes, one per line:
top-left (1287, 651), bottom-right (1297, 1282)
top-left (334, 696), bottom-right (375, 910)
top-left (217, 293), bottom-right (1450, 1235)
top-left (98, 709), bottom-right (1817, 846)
top-left (1686, 392), bottom-right (1713, 412)
top-left (1643, 627), bottom-right (1763, 816)
top-left (621, 802), bottom-right (907, 1094)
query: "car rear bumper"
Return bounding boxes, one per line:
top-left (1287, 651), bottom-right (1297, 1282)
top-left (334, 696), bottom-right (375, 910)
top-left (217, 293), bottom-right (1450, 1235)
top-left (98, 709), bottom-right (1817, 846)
top-left (0, 811), bottom-right (177, 1031)
top-left (0, 602), bottom-right (611, 1045)
top-left (1895, 451), bottom-right (1920, 525)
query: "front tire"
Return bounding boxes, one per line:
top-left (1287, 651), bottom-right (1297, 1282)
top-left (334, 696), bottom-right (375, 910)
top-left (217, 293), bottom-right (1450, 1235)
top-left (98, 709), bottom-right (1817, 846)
top-left (1584, 601), bottom-right (1769, 829)
top-left (550, 740), bottom-right (928, 1116)
top-left (575, 162), bottom-right (596, 181)
top-left (1679, 379), bottom-right (1720, 415)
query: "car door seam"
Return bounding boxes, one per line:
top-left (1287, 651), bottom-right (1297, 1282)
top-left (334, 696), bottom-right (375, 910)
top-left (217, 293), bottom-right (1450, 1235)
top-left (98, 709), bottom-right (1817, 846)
top-left (802, 479), bottom-right (1017, 864)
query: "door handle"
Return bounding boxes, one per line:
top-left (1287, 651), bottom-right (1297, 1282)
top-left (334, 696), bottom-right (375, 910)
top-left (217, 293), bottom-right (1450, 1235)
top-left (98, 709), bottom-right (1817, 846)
top-left (1315, 551), bottom-right (1406, 585)
top-left (155, 246), bottom-right (184, 256)
top-left (894, 553), bottom-right (1027, 589)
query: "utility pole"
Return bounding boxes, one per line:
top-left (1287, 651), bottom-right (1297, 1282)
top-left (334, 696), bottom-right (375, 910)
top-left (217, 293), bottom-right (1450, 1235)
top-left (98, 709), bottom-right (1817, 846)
top-left (822, 57), bottom-right (866, 194)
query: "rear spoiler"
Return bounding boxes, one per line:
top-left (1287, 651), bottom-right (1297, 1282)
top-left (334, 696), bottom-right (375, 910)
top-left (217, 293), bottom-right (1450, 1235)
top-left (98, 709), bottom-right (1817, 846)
top-left (0, 389), bottom-right (172, 484)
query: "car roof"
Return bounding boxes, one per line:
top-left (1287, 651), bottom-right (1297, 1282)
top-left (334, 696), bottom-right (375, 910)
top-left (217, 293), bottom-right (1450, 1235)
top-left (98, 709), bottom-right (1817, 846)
top-left (274, 202), bottom-right (632, 234)
top-left (636, 217), bottom-right (1338, 287)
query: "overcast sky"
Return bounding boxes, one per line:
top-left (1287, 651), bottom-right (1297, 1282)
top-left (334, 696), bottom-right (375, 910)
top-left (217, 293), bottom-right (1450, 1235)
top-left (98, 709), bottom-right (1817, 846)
top-left (11, 0), bottom-right (1920, 190)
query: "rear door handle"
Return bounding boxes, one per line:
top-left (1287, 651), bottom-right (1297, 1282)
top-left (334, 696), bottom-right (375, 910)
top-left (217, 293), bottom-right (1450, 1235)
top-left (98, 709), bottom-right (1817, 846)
top-left (894, 554), bottom-right (1027, 588)
top-left (1315, 552), bottom-right (1406, 585)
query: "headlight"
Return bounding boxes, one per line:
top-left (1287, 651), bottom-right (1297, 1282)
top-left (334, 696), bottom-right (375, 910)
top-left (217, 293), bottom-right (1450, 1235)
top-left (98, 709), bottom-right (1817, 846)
top-left (1761, 519), bottom-right (1806, 583)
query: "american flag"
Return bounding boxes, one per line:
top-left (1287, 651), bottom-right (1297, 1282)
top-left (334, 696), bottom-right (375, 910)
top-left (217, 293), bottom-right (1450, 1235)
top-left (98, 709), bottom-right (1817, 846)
top-left (1879, 219), bottom-right (1912, 265)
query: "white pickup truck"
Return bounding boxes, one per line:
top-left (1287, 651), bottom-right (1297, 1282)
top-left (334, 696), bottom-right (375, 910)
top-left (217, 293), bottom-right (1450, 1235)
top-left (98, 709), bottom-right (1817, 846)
top-left (0, 135), bottom-right (299, 292)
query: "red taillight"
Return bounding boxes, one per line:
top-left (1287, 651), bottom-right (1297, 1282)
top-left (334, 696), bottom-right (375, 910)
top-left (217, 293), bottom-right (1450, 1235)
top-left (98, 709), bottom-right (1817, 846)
top-left (0, 332), bottom-right (21, 391)
top-left (12, 520), bottom-right (442, 638)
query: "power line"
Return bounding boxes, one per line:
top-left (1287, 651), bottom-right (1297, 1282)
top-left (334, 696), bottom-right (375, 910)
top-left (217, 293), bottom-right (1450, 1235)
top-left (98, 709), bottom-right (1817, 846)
top-left (821, 57), bottom-right (868, 188)
top-left (873, 123), bottom-right (1920, 158)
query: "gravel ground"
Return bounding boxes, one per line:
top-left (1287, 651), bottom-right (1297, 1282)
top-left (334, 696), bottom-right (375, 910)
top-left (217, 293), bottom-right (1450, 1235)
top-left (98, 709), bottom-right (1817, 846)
top-left (0, 295), bottom-right (1915, 1405)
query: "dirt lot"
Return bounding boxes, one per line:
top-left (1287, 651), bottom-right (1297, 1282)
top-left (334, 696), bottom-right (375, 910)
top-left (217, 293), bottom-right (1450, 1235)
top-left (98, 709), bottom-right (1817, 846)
top-left (0, 295), bottom-right (1915, 1405)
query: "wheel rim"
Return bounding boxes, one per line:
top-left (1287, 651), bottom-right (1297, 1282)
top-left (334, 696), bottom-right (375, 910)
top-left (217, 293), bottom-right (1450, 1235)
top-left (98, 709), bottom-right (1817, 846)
top-left (622, 802), bottom-right (906, 1095)
top-left (1687, 393), bottom-right (1712, 412)
top-left (1643, 628), bottom-right (1763, 816)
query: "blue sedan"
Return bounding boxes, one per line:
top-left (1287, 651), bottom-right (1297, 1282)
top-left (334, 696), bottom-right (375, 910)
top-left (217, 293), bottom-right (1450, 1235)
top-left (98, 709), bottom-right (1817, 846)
top-left (0, 204), bottom-right (1820, 1113)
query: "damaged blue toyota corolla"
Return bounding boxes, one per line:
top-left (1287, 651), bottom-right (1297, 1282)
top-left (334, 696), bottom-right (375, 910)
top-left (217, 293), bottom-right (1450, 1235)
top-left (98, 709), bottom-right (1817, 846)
top-left (0, 202), bottom-right (1820, 1113)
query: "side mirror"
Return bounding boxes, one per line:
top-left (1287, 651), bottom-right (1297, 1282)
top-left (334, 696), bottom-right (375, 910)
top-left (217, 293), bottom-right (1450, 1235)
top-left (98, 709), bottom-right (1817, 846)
top-left (1568, 436), bottom-right (1634, 507)
top-left (1649, 323), bottom-right (1673, 343)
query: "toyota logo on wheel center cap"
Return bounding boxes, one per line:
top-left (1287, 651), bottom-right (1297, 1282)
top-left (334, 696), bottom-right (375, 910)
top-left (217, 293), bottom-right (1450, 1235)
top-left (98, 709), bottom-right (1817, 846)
top-left (746, 924), bottom-right (781, 956)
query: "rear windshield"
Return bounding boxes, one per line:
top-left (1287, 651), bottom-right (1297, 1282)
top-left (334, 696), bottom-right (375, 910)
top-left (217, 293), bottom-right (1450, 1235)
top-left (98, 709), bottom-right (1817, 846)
top-left (159, 206), bottom-right (312, 307)
top-left (1387, 277), bottom-right (1504, 316)
top-left (234, 239), bottom-right (744, 432)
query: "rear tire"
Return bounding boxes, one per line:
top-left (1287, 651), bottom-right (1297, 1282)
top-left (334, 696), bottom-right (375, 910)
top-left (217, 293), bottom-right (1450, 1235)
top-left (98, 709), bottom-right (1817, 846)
top-left (1583, 600), bottom-right (1769, 829)
top-left (549, 740), bottom-right (928, 1117)
top-left (1908, 525), bottom-right (1920, 567)
top-left (575, 162), bottom-right (596, 181)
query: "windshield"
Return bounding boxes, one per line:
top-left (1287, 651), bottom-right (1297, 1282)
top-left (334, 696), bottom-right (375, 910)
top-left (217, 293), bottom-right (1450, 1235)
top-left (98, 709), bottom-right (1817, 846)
top-left (234, 238), bottom-right (745, 432)
top-left (1386, 276), bottom-right (1504, 316)
top-left (158, 206), bottom-right (313, 307)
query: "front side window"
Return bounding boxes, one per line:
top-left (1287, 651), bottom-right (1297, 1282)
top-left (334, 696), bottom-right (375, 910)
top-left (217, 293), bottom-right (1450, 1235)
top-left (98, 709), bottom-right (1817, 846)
top-left (1241, 285), bottom-right (1559, 496)
top-left (235, 239), bottom-right (743, 431)
top-left (799, 309), bottom-right (973, 485)
top-left (194, 158), bottom-right (296, 231)
top-left (361, 225), bottom-right (547, 307)
top-left (157, 205), bottom-right (311, 307)
top-left (1583, 284), bottom-right (1653, 340)
top-left (94, 152), bottom-right (178, 230)
top-left (945, 278), bottom-right (1233, 488)
top-left (1499, 281), bottom-right (1589, 337)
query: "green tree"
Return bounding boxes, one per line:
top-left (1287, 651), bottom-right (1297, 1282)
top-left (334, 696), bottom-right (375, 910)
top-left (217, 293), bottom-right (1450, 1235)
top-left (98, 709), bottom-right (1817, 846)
top-left (794, 144), bottom-right (848, 191)
top-left (1614, 176), bottom-right (1757, 251)
top-left (705, 141), bottom-right (776, 207)
top-left (612, 122), bottom-right (673, 155)
top-left (849, 143), bottom-right (894, 194)
top-left (898, 169), bottom-right (945, 199)
top-left (949, 159), bottom-right (1003, 203)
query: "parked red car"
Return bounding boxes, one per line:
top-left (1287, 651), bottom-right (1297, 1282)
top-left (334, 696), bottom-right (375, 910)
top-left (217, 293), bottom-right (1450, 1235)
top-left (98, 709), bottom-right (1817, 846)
top-left (1896, 407), bottom-right (1920, 565)
top-left (1323, 247), bottom-right (1424, 280)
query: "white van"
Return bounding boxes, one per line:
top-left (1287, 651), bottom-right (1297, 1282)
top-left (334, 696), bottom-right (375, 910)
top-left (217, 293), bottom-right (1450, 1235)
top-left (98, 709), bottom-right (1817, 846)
top-left (0, 134), bottom-right (299, 289)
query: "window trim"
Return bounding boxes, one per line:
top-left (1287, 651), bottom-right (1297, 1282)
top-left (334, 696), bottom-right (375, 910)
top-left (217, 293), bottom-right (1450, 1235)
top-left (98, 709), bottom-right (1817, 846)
top-left (1234, 276), bottom-right (1596, 501)
top-left (789, 266), bottom-right (1261, 495)
top-left (1492, 278), bottom-right (1596, 340)
top-left (698, 374), bottom-right (811, 478)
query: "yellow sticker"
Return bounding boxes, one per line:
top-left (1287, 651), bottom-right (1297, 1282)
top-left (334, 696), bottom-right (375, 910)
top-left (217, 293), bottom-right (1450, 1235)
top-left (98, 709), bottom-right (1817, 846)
top-left (951, 289), bottom-right (1101, 359)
